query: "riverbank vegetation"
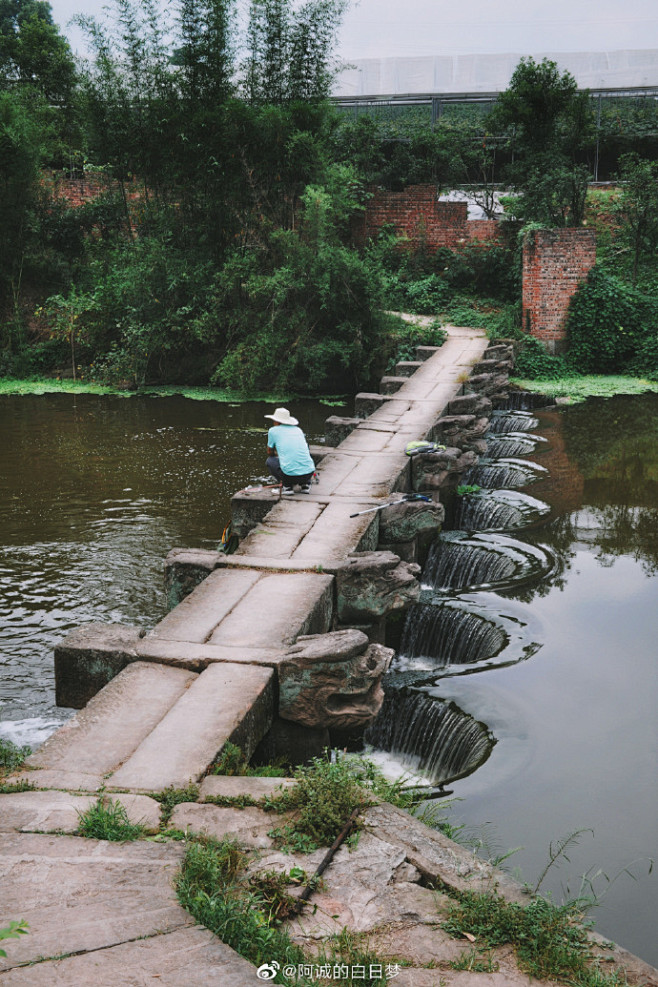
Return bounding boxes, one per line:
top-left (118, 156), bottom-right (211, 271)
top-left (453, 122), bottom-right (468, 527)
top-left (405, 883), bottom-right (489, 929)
top-left (2, 3), bottom-right (658, 397)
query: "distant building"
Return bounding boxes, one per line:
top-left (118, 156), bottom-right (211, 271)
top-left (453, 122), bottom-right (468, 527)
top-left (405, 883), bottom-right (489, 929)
top-left (333, 48), bottom-right (658, 99)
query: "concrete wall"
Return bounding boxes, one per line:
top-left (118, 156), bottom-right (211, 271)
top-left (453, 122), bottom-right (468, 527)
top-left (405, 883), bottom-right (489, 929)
top-left (522, 228), bottom-right (597, 353)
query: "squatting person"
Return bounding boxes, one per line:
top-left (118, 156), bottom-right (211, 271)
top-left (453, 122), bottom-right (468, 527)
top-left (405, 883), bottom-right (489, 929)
top-left (265, 407), bottom-right (316, 495)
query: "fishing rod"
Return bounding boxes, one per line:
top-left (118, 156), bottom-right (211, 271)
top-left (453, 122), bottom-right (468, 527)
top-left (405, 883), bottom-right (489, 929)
top-left (349, 493), bottom-right (431, 518)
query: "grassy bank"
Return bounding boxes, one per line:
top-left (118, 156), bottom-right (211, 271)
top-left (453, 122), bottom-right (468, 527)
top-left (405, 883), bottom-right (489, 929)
top-left (511, 374), bottom-right (658, 403)
top-left (0, 378), bottom-right (349, 405)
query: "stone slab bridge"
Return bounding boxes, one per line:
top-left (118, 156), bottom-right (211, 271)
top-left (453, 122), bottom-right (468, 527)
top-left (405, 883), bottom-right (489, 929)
top-left (24, 326), bottom-right (517, 794)
top-left (4, 326), bottom-right (658, 987)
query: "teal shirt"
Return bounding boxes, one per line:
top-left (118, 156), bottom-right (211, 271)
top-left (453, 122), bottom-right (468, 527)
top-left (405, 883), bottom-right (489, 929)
top-left (267, 424), bottom-right (315, 476)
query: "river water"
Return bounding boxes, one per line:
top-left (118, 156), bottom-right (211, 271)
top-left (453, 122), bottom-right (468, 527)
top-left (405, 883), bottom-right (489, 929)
top-left (370, 393), bottom-right (658, 967)
top-left (1, 391), bottom-right (657, 966)
top-left (0, 393), bottom-right (328, 742)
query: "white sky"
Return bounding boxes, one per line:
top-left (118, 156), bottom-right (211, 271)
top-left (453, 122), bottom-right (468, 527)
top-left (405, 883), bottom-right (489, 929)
top-left (47, 0), bottom-right (658, 63)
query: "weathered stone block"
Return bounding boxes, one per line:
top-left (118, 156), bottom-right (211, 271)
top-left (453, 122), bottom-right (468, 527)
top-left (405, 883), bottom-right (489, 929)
top-left (55, 623), bottom-right (142, 709)
top-left (394, 360), bottom-right (423, 377)
top-left (325, 551), bottom-right (420, 622)
top-left (430, 415), bottom-right (490, 453)
top-left (377, 499), bottom-right (445, 546)
top-left (446, 393), bottom-right (492, 417)
top-left (279, 629), bottom-right (393, 729)
top-left (410, 448), bottom-right (479, 492)
top-left (325, 415), bottom-right (361, 447)
top-left (466, 372), bottom-right (509, 396)
top-left (380, 376), bottom-right (406, 394)
top-left (485, 342), bottom-right (515, 362)
top-left (230, 487), bottom-right (278, 539)
top-left (164, 548), bottom-right (223, 610)
top-left (471, 358), bottom-right (514, 375)
top-left (354, 393), bottom-right (391, 419)
top-left (415, 345), bottom-right (441, 361)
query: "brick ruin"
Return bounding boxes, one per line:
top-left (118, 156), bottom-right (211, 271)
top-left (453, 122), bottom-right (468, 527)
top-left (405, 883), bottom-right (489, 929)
top-left (521, 227), bottom-right (597, 353)
top-left (357, 185), bottom-right (597, 352)
top-left (44, 174), bottom-right (597, 353)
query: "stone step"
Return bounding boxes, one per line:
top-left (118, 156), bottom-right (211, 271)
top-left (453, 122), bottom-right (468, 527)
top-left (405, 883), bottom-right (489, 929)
top-left (26, 661), bottom-right (198, 779)
top-left (0, 790), bottom-right (161, 833)
top-left (147, 567), bottom-right (262, 643)
top-left (291, 501), bottom-right (378, 562)
top-left (234, 499), bottom-right (323, 559)
top-left (206, 571), bottom-right (334, 649)
top-left (107, 663), bottom-right (275, 792)
top-left (0, 833), bottom-right (259, 986)
top-left (1, 926), bottom-right (259, 986)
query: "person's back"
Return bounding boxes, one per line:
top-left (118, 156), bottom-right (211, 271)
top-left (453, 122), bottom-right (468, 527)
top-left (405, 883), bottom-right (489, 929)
top-left (264, 407), bottom-right (315, 494)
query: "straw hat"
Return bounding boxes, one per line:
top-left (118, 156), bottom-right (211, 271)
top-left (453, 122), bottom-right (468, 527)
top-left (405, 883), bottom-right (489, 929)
top-left (264, 407), bottom-right (298, 426)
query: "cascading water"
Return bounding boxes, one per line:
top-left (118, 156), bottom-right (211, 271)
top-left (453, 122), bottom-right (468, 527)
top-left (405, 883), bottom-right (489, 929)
top-left (364, 690), bottom-right (495, 786)
top-left (394, 597), bottom-right (541, 678)
top-left (422, 531), bottom-right (554, 593)
top-left (462, 457), bottom-right (548, 491)
top-left (452, 489), bottom-right (550, 533)
top-left (364, 405), bottom-right (548, 787)
top-left (504, 390), bottom-right (553, 411)
top-left (397, 602), bottom-right (507, 670)
top-left (486, 432), bottom-right (546, 459)
top-left (487, 411), bottom-right (539, 434)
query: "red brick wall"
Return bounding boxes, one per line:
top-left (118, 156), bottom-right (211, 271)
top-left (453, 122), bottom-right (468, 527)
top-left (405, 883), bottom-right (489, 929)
top-left (42, 171), bottom-right (127, 206)
top-left (355, 185), bottom-right (506, 250)
top-left (522, 229), bottom-right (597, 353)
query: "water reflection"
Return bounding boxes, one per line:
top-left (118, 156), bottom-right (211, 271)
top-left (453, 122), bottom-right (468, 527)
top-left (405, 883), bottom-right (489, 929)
top-left (371, 393), bottom-right (658, 967)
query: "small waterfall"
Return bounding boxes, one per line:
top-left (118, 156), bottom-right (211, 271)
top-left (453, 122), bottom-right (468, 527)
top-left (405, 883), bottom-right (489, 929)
top-left (463, 457), bottom-right (548, 490)
top-left (397, 603), bottom-right (507, 669)
top-left (487, 411), bottom-right (539, 434)
top-left (504, 390), bottom-right (553, 411)
top-left (365, 691), bottom-right (495, 785)
top-left (423, 531), bottom-right (554, 593)
top-left (486, 432), bottom-right (547, 459)
top-left (452, 489), bottom-right (550, 533)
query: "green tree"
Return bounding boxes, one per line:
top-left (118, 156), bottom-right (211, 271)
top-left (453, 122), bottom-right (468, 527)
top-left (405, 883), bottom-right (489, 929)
top-left (489, 57), bottom-right (593, 226)
top-left (614, 153), bottom-right (658, 284)
top-left (0, 89), bottom-right (41, 329)
top-left (243, 0), bottom-right (347, 104)
top-left (0, 0), bottom-right (76, 104)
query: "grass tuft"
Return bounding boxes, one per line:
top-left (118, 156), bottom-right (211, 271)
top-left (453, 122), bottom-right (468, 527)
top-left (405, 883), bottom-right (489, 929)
top-left (443, 888), bottom-right (630, 986)
top-left (76, 796), bottom-right (146, 841)
top-left (0, 738), bottom-right (31, 777)
top-left (153, 784), bottom-right (199, 827)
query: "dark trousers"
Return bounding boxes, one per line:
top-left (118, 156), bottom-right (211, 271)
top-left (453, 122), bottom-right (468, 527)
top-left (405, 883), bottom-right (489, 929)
top-left (266, 456), bottom-right (313, 488)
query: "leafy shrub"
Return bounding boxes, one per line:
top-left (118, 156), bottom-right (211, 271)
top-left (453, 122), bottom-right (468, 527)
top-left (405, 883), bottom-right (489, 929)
top-left (566, 266), bottom-right (658, 374)
top-left (626, 331), bottom-right (658, 380)
top-left (442, 241), bottom-right (519, 302)
top-left (265, 753), bottom-right (371, 852)
top-left (513, 335), bottom-right (569, 380)
top-left (211, 184), bottom-right (387, 394)
top-left (403, 274), bottom-right (451, 314)
top-left (386, 316), bottom-right (447, 368)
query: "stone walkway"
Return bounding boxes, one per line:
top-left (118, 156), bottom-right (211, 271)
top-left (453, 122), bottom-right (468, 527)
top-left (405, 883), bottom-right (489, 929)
top-left (2, 326), bottom-right (657, 985)
top-left (1, 778), bottom-right (657, 986)
top-left (30, 327), bottom-right (491, 796)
